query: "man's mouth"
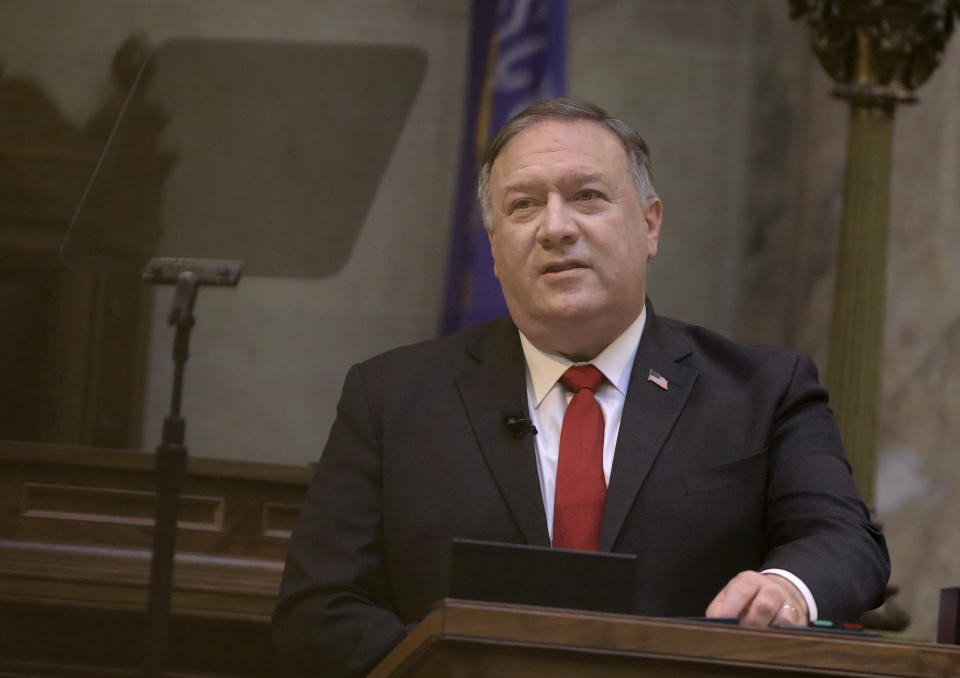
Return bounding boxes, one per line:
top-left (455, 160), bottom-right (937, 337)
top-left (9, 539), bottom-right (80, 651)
top-left (543, 261), bottom-right (586, 274)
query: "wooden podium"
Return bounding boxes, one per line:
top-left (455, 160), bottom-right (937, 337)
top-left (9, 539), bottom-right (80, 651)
top-left (371, 599), bottom-right (960, 678)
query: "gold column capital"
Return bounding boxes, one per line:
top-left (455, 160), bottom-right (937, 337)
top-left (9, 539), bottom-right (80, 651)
top-left (790, 0), bottom-right (960, 106)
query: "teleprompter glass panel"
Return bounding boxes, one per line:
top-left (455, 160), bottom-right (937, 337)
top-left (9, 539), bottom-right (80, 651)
top-left (62, 38), bottom-right (427, 279)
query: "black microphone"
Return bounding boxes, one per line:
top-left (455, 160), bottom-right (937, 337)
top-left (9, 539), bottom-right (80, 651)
top-left (504, 410), bottom-right (537, 439)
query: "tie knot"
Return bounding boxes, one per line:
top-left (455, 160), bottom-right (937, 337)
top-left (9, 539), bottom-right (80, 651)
top-left (561, 365), bottom-right (604, 394)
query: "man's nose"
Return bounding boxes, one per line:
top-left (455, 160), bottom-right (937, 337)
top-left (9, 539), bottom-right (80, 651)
top-left (536, 195), bottom-right (579, 246)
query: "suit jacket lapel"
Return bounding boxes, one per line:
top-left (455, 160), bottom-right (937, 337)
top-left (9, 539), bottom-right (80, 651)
top-left (455, 320), bottom-right (551, 547)
top-left (599, 307), bottom-right (699, 551)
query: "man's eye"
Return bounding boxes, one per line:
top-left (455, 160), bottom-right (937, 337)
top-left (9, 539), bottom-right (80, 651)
top-left (512, 198), bottom-right (534, 211)
top-left (576, 189), bottom-right (601, 201)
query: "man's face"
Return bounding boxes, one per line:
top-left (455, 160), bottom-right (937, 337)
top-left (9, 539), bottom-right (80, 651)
top-left (487, 119), bottom-right (662, 359)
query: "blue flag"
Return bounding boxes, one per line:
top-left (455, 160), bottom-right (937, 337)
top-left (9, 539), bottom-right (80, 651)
top-left (440, 0), bottom-right (567, 335)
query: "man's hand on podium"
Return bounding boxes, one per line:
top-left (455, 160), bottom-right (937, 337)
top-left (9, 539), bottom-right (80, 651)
top-left (705, 570), bottom-right (809, 627)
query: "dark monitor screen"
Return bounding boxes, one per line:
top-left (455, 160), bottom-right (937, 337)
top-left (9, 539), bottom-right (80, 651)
top-left (445, 538), bottom-right (637, 615)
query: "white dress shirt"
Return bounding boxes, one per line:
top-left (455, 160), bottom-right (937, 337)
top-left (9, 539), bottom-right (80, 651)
top-left (517, 308), bottom-right (818, 621)
top-left (519, 308), bottom-right (646, 537)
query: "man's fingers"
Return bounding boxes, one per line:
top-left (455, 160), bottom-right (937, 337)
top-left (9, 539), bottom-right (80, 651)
top-left (764, 573), bottom-right (809, 624)
top-left (739, 582), bottom-right (788, 626)
top-left (705, 570), bottom-right (763, 618)
top-left (706, 571), bottom-right (809, 627)
top-left (773, 602), bottom-right (804, 626)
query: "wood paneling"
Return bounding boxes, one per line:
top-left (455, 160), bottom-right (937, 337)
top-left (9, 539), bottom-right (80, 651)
top-left (0, 441), bottom-right (312, 677)
top-left (21, 482), bottom-right (225, 531)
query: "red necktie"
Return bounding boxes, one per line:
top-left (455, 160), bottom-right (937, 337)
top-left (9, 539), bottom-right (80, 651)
top-left (552, 365), bottom-right (606, 551)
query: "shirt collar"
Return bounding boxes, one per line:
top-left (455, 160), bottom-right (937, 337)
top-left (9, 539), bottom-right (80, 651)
top-left (519, 306), bottom-right (647, 408)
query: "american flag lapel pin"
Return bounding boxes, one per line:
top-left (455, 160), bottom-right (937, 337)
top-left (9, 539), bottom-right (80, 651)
top-left (647, 369), bottom-right (669, 391)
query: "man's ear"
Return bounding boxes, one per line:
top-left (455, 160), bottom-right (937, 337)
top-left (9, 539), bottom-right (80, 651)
top-left (486, 226), bottom-right (499, 278)
top-left (644, 199), bottom-right (663, 259)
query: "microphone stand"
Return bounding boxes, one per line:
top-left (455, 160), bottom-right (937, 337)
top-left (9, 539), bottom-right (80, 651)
top-left (141, 258), bottom-right (241, 678)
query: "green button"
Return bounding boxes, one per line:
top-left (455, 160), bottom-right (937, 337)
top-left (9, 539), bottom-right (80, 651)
top-left (811, 620), bottom-right (833, 627)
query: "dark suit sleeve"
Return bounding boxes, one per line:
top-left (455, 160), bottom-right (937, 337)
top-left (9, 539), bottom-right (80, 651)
top-left (761, 353), bottom-right (890, 621)
top-left (272, 364), bottom-right (407, 678)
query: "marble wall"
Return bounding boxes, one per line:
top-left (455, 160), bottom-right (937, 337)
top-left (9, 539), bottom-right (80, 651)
top-left (1, 0), bottom-right (958, 641)
top-left (730, 4), bottom-right (960, 643)
top-left (869, 36), bottom-right (960, 644)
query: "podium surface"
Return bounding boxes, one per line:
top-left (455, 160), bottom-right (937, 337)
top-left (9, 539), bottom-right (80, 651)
top-left (372, 599), bottom-right (960, 678)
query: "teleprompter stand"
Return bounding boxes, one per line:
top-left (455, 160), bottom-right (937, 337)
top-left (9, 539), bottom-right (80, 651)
top-left (59, 37), bottom-right (426, 677)
top-left (141, 258), bottom-right (242, 678)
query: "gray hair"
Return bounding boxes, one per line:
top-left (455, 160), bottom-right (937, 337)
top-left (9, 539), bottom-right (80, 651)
top-left (477, 98), bottom-right (658, 231)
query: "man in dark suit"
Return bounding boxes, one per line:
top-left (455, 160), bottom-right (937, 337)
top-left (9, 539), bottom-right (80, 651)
top-left (272, 98), bottom-right (889, 678)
